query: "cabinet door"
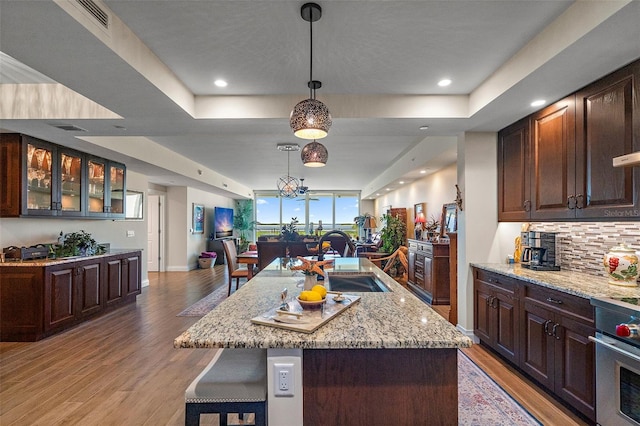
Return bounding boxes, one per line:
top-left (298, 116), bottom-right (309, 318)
top-left (575, 60), bottom-right (640, 219)
top-left (87, 158), bottom-right (106, 216)
top-left (77, 260), bottom-right (102, 317)
top-left (554, 314), bottom-right (596, 420)
top-left (498, 117), bottom-right (531, 221)
top-left (530, 96), bottom-right (576, 220)
top-left (108, 162), bottom-right (125, 216)
top-left (58, 149), bottom-right (84, 217)
top-left (23, 137), bottom-right (57, 216)
top-left (0, 134), bottom-right (22, 217)
top-left (474, 281), bottom-right (493, 343)
top-left (44, 267), bottom-right (76, 331)
top-left (423, 256), bottom-right (433, 296)
top-left (520, 301), bottom-right (555, 390)
top-left (494, 291), bottom-right (519, 364)
top-left (105, 258), bottom-right (123, 306)
top-left (407, 250), bottom-right (416, 285)
top-left (123, 254), bottom-right (141, 297)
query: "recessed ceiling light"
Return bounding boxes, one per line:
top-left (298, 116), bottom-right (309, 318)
top-left (531, 99), bottom-right (546, 107)
top-left (386, 188), bottom-right (391, 191)
top-left (214, 79), bottom-right (228, 88)
top-left (376, 193), bottom-right (381, 196)
top-left (438, 79), bottom-right (452, 87)
top-left (420, 170), bottom-right (426, 174)
top-left (419, 125), bottom-right (429, 130)
top-left (399, 181), bottom-right (405, 184)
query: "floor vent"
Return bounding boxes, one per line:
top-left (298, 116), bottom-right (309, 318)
top-left (52, 124), bottom-right (88, 132)
top-left (76, 0), bottom-right (109, 28)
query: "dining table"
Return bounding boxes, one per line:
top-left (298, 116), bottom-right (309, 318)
top-left (236, 250), bottom-right (258, 279)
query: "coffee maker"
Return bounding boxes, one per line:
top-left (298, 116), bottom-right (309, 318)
top-left (521, 231), bottom-right (560, 271)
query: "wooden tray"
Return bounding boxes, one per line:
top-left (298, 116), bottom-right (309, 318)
top-left (251, 293), bottom-right (360, 333)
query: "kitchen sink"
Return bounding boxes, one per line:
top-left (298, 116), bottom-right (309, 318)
top-left (325, 272), bottom-right (390, 292)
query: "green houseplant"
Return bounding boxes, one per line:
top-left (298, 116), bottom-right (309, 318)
top-left (54, 230), bottom-right (105, 258)
top-left (233, 200), bottom-right (255, 253)
top-left (380, 213), bottom-right (406, 255)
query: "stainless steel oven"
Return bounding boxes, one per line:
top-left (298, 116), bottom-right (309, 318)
top-left (591, 297), bottom-right (640, 426)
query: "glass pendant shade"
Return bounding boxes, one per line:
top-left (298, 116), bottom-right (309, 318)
top-left (290, 98), bottom-right (332, 139)
top-left (301, 140), bottom-right (328, 167)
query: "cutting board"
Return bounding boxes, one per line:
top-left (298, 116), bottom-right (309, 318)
top-left (251, 293), bottom-right (360, 333)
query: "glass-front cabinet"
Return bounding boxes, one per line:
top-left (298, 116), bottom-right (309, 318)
top-left (0, 134), bottom-right (125, 218)
top-left (86, 157), bottom-right (126, 217)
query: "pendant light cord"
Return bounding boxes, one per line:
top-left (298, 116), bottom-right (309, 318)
top-left (309, 12), bottom-right (313, 99)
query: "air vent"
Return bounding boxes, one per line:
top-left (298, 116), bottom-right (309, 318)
top-left (52, 124), bottom-right (87, 132)
top-left (76, 0), bottom-right (109, 28)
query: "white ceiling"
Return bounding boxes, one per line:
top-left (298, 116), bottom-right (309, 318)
top-left (1, 0), bottom-right (639, 199)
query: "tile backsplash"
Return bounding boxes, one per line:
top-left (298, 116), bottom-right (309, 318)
top-left (529, 222), bottom-right (640, 277)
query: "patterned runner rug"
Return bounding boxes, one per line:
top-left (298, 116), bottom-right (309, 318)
top-left (178, 291), bottom-right (540, 425)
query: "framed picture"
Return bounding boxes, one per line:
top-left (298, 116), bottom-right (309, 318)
top-left (441, 203), bottom-right (457, 238)
top-left (192, 204), bottom-right (204, 234)
top-left (414, 202), bottom-right (426, 239)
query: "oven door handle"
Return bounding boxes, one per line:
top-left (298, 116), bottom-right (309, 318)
top-left (589, 336), bottom-right (640, 363)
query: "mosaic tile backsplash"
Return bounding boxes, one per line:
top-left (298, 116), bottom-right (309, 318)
top-left (529, 222), bottom-right (640, 277)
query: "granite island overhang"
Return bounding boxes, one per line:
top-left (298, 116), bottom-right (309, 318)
top-left (174, 257), bottom-right (472, 425)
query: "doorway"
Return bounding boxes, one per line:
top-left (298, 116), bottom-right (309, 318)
top-left (147, 194), bottom-right (165, 272)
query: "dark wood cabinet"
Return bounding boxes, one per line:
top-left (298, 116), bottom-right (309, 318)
top-left (472, 267), bottom-right (595, 422)
top-left (0, 133), bottom-right (126, 219)
top-left (0, 251), bottom-right (141, 341)
top-left (473, 269), bottom-right (519, 365)
top-left (407, 240), bottom-right (449, 305)
top-left (498, 118), bottom-right (531, 221)
top-left (498, 58), bottom-right (640, 221)
top-left (574, 60), bottom-right (640, 219)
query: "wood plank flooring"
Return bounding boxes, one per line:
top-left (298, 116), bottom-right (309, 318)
top-left (1, 267), bottom-right (588, 425)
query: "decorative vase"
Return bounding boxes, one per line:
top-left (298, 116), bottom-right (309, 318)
top-left (603, 243), bottom-right (639, 286)
top-left (303, 274), bottom-right (317, 291)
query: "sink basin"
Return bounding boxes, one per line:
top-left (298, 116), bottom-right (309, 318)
top-left (326, 272), bottom-right (390, 292)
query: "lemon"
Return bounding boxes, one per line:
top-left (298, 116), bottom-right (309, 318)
top-left (311, 285), bottom-right (327, 298)
top-left (306, 291), bottom-right (323, 301)
top-left (299, 291), bottom-right (311, 301)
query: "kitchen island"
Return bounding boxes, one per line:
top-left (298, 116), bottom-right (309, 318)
top-left (175, 257), bottom-right (471, 426)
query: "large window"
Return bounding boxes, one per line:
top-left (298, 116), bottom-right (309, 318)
top-left (254, 191), bottom-right (360, 238)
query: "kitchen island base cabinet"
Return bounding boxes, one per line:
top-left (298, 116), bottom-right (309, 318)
top-left (0, 251), bottom-right (141, 342)
top-left (303, 348), bottom-right (458, 425)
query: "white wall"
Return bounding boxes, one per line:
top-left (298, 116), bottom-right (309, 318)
top-left (165, 186), bottom-right (236, 271)
top-left (0, 170), bottom-right (151, 286)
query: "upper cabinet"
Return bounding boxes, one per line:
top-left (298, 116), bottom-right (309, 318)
top-left (0, 134), bottom-right (126, 219)
top-left (498, 59), bottom-right (640, 222)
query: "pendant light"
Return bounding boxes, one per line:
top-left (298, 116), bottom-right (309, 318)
top-left (301, 139), bottom-right (328, 167)
top-left (289, 3), bottom-right (332, 140)
top-left (277, 144), bottom-right (301, 199)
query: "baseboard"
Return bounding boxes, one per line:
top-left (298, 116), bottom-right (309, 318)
top-left (456, 324), bottom-right (480, 344)
top-left (141, 279), bottom-right (150, 288)
top-left (166, 266), bottom-right (189, 272)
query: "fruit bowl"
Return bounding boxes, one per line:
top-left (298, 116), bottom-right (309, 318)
top-left (296, 296), bottom-right (325, 310)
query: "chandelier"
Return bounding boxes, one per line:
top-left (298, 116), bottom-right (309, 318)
top-left (277, 144), bottom-right (301, 199)
top-left (289, 3), bottom-right (332, 140)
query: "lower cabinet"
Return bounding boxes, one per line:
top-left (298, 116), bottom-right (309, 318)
top-left (407, 239), bottom-right (450, 304)
top-left (473, 267), bottom-right (595, 422)
top-left (0, 251), bottom-right (141, 341)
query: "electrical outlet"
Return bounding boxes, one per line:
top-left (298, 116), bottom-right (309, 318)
top-left (126, 230), bottom-right (135, 237)
top-left (273, 363), bottom-right (294, 397)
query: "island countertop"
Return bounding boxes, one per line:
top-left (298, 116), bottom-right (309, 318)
top-left (174, 257), bottom-right (472, 350)
top-left (472, 263), bottom-right (640, 299)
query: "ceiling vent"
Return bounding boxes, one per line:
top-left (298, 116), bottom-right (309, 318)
top-left (52, 124), bottom-right (88, 132)
top-left (76, 0), bottom-right (109, 28)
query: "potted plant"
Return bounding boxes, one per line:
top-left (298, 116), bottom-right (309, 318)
top-left (281, 217), bottom-right (300, 242)
top-left (54, 230), bottom-right (105, 258)
top-left (379, 213), bottom-right (407, 276)
top-left (425, 215), bottom-right (441, 241)
top-left (233, 200), bottom-right (255, 253)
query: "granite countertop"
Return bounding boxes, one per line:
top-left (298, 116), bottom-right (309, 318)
top-left (175, 258), bottom-right (472, 350)
top-left (471, 263), bottom-right (640, 299)
top-left (0, 249), bottom-right (142, 267)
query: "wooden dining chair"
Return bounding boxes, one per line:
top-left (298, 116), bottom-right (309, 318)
top-left (222, 239), bottom-right (249, 296)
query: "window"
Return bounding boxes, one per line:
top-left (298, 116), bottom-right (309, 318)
top-left (254, 191), bottom-right (360, 239)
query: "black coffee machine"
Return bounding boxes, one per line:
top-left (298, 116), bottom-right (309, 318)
top-left (521, 231), bottom-right (560, 271)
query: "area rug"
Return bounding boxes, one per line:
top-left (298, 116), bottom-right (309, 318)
top-left (458, 351), bottom-right (541, 425)
top-left (177, 285), bottom-right (229, 316)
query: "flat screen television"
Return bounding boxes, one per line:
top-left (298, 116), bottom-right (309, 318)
top-left (214, 206), bottom-right (234, 239)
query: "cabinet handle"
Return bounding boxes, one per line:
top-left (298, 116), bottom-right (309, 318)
top-left (567, 195), bottom-right (576, 210)
top-left (575, 194), bottom-right (584, 209)
top-left (486, 296), bottom-right (493, 306)
top-left (546, 297), bottom-right (563, 305)
top-left (552, 323), bottom-right (561, 340)
top-left (523, 200), bottom-right (531, 212)
top-left (544, 320), bottom-right (553, 336)
top-left (491, 297), bottom-right (498, 309)
top-left (123, 259), bottom-right (129, 265)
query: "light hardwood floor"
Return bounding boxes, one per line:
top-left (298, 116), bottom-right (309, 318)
top-left (1, 267), bottom-right (588, 425)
